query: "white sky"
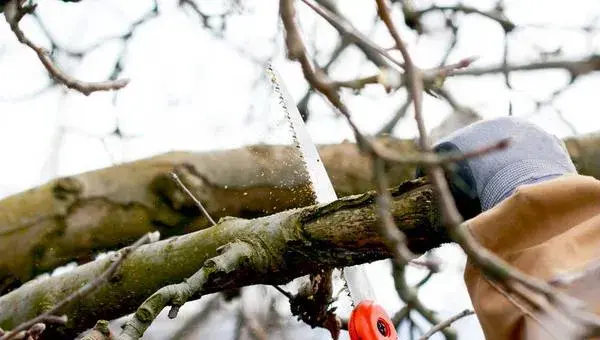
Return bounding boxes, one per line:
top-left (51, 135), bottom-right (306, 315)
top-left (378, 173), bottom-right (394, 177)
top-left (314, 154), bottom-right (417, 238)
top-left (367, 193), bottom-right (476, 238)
top-left (1, 0), bottom-right (600, 339)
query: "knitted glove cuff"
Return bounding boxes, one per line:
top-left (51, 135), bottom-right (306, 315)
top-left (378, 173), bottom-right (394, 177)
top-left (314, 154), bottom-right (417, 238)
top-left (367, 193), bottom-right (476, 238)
top-left (481, 159), bottom-right (575, 210)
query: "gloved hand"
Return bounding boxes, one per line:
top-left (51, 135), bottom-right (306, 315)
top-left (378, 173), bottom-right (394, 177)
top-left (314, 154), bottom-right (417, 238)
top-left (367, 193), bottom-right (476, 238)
top-left (417, 116), bottom-right (577, 220)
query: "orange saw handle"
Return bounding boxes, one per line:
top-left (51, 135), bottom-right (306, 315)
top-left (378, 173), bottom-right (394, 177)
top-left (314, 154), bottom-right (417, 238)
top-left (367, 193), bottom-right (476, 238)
top-left (348, 300), bottom-right (398, 340)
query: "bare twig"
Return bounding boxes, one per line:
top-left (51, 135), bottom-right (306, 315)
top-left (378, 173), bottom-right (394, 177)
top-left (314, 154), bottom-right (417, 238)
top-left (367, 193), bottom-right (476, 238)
top-left (302, 0), bottom-right (485, 99)
top-left (418, 309), bottom-right (474, 340)
top-left (372, 158), bottom-right (415, 266)
top-left (522, 78), bottom-right (580, 135)
top-left (374, 2), bottom-right (476, 96)
top-left (414, 4), bottom-right (515, 32)
top-left (170, 172), bottom-right (217, 226)
top-left (30, 5), bottom-right (158, 59)
top-left (296, 0), bottom-right (389, 120)
top-left (374, 138), bottom-right (509, 166)
top-left (374, 0), bottom-right (425, 145)
top-left (374, 0), bottom-right (407, 65)
top-left (454, 55), bottom-right (600, 78)
top-left (0, 232), bottom-right (158, 340)
top-left (331, 75), bottom-right (380, 91)
top-left (377, 98), bottom-right (411, 136)
top-left (300, 0), bottom-right (404, 69)
top-left (313, 0), bottom-right (388, 67)
top-left (3, 0), bottom-right (129, 96)
top-left (438, 18), bottom-right (459, 67)
top-left (424, 57), bottom-right (479, 79)
top-left (392, 263), bottom-right (455, 340)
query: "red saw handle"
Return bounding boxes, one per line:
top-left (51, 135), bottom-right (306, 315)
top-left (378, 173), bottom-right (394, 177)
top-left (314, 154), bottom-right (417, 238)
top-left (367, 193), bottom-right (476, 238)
top-left (348, 300), bottom-right (398, 340)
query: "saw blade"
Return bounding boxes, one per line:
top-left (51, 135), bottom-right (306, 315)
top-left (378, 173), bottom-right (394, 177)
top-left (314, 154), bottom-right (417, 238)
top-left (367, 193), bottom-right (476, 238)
top-left (266, 63), bottom-right (376, 304)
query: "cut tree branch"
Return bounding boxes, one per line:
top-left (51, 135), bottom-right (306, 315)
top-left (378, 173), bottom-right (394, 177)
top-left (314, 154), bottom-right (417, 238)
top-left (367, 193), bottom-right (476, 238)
top-left (0, 178), bottom-right (446, 338)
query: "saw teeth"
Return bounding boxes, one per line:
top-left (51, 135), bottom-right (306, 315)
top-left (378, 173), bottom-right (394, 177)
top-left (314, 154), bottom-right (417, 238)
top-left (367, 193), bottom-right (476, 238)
top-left (266, 64), bottom-right (317, 203)
top-left (267, 64), bottom-right (361, 304)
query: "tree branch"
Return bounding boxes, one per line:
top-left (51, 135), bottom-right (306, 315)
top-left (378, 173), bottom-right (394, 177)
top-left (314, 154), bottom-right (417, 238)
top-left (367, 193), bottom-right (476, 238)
top-left (1, 136), bottom-right (599, 294)
top-left (0, 178), bottom-right (446, 338)
top-left (0, 233), bottom-right (157, 340)
top-left (418, 309), bottom-right (474, 340)
top-left (454, 55), bottom-right (600, 78)
top-left (3, 0), bottom-right (129, 95)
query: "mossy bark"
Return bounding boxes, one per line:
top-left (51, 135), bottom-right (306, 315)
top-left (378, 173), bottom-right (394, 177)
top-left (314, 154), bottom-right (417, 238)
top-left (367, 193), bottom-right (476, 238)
top-left (0, 138), bottom-right (416, 292)
top-left (0, 135), bottom-right (596, 293)
top-left (0, 179), bottom-right (444, 339)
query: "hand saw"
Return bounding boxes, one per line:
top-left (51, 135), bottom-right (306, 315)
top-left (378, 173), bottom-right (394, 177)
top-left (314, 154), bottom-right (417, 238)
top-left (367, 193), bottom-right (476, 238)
top-left (266, 64), bottom-right (398, 340)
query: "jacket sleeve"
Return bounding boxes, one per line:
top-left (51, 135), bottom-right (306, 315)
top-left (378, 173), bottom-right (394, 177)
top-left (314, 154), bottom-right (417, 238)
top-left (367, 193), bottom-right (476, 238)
top-left (462, 175), bottom-right (600, 340)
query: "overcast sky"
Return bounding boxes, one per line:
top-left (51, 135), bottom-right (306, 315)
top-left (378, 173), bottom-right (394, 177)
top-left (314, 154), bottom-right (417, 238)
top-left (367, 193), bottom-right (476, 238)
top-left (1, 0), bottom-right (599, 338)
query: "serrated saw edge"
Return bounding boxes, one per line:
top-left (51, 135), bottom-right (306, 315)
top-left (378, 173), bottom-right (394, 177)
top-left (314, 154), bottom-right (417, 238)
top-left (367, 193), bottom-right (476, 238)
top-left (265, 63), bottom-right (318, 204)
top-left (265, 64), bottom-right (376, 305)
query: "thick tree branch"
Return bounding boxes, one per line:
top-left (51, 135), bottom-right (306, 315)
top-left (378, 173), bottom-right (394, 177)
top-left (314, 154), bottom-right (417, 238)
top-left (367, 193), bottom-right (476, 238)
top-left (0, 178), bottom-right (446, 338)
top-left (0, 233), bottom-right (156, 340)
top-left (0, 136), bottom-right (599, 294)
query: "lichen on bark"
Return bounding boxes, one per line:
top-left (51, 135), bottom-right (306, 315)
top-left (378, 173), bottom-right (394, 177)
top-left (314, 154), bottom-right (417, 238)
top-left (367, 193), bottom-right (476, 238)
top-left (0, 179), bottom-right (444, 338)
